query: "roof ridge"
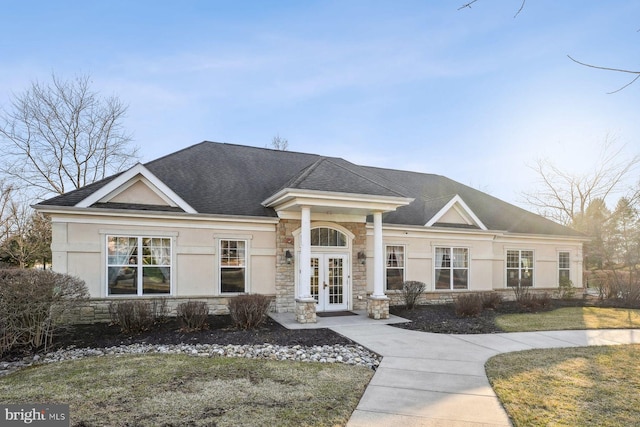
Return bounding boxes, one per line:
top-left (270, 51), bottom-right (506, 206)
top-left (322, 158), bottom-right (410, 197)
top-left (287, 157), bottom-right (328, 188)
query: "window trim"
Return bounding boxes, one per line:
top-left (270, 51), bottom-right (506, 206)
top-left (434, 246), bottom-right (470, 290)
top-left (558, 251), bottom-right (571, 283)
top-left (385, 244), bottom-right (406, 291)
top-left (310, 227), bottom-right (348, 247)
top-left (218, 238), bottom-right (249, 294)
top-left (105, 235), bottom-right (173, 297)
top-left (506, 249), bottom-right (535, 287)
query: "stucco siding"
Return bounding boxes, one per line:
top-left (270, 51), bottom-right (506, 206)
top-left (49, 211), bottom-right (583, 306)
top-left (50, 212), bottom-right (277, 299)
top-left (366, 225), bottom-right (583, 294)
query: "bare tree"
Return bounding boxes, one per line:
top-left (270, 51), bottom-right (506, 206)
top-left (0, 73), bottom-right (139, 197)
top-left (522, 137), bottom-right (640, 226)
top-left (270, 134), bottom-right (289, 151)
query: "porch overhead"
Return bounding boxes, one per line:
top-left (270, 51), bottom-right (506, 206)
top-left (262, 188), bottom-right (413, 217)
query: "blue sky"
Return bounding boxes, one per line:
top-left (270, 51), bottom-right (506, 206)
top-left (1, 1), bottom-right (638, 208)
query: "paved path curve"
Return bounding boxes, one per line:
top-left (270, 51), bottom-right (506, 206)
top-left (330, 325), bottom-right (640, 427)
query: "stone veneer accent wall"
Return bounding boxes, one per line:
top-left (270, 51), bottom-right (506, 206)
top-left (274, 219), bottom-right (368, 313)
top-left (275, 219), bottom-right (299, 313)
top-left (69, 296), bottom-right (275, 324)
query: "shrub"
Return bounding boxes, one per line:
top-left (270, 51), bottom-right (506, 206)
top-left (609, 275), bottom-right (640, 308)
top-left (557, 276), bottom-right (576, 300)
top-left (228, 294), bottom-right (271, 330)
top-left (516, 291), bottom-right (552, 312)
top-left (481, 292), bottom-right (503, 310)
top-left (151, 297), bottom-right (170, 323)
top-left (0, 269), bottom-right (89, 356)
top-left (586, 270), bottom-right (640, 308)
top-left (401, 281), bottom-right (426, 309)
top-left (512, 280), bottom-right (532, 305)
top-left (176, 301), bottom-right (209, 331)
top-left (454, 293), bottom-right (483, 317)
top-left (109, 301), bottom-right (155, 334)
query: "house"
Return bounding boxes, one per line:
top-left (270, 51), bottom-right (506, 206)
top-left (34, 141), bottom-right (585, 323)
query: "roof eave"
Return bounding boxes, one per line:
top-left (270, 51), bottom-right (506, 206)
top-left (32, 204), bottom-right (280, 224)
top-left (262, 188), bottom-right (414, 212)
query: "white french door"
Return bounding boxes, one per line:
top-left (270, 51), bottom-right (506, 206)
top-left (310, 253), bottom-right (349, 311)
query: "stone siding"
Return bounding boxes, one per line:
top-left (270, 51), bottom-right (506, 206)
top-left (367, 297), bottom-right (390, 319)
top-left (386, 288), bottom-right (560, 307)
top-left (295, 299), bottom-right (317, 323)
top-left (68, 295), bottom-right (275, 324)
top-left (274, 219), bottom-right (368, 313)
top-left (275, 219), bottom-right (299, 313)
top-left (341, 222), bottom-right (368, 311)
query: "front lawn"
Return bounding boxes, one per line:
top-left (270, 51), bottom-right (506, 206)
top-left (495, 306), bottom-right (640, 332)
top-left (486, 344), bottom-right (640, 426)
top-left (392, 300), bottom-right (640, 334)
top-left (0, 354), bottom-right (373, 426)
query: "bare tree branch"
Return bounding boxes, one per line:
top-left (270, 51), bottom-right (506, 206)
top-left (458, 0), bottom-right (479, 11)
top-left (513, 0), bottom-right (526, 18)
top-left (567, 55), bottom-right (640, 94)
top-left (458, 0), bottom-right (526, 18)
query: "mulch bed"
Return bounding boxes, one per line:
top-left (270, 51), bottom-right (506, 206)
top-left (3, 297), bottom-right (624, 361)
top-left (391, 298), bottom-right (613, 334)
top-left (1, 316), bottom-right (354, 362)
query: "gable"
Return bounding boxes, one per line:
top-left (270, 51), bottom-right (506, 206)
top-left (425, 194), bottom-right (487, 230)
top-left (437, 206), bottom-right (471, 225)
top-left (75, 163), bottom-right (197, 213)
top-left (107, 179), bottom-right (172, 206)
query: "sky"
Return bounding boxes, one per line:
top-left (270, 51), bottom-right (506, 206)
top-left (1, 0), bottom-right (638, 209)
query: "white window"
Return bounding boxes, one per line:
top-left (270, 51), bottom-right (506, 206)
top-left (385, 245), bottom-right (405, 291)
top-left (506, 250), bottom-right (534, 287)
top-left (310, 227), bottom-right (347, 247)
top-left (435, 247), bottom-right (469, 290)
top-left (220, 240), bottom-right (247, 293)
top-left (559, 251), bottom-right (570, 282)
top-left (107, 236), bottom-right (171, 296)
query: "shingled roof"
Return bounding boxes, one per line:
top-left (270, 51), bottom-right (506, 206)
top-left (36, 141), bottom-right (582, 237)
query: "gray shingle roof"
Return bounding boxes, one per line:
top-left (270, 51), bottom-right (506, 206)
top-left (36, 141), bottom-right (582, 237)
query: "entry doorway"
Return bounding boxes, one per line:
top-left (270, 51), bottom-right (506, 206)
top-left (310, 253), bottom-right (349, 311)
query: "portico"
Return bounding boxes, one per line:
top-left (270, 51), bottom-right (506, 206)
top-left (262, 187), bottom-right (413, 323)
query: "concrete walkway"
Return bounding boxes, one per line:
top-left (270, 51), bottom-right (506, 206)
top-left (329, 324), bottom-right (640, 427)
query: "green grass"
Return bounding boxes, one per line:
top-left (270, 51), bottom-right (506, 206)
top-left (495, 306), bottom-right (640, 332)
top-left (0, 354), bottom-right (373, 426)
top-left (486, 344), bottom-right (640, 426)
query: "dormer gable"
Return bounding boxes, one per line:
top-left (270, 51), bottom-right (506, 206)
top-left (75, 163), bottom-right (197, 213)
top-left (425, 194), bottom-right (487, 230)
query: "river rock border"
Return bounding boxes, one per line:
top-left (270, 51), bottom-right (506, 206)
top-left (1, 343), bottom-right (381, 377)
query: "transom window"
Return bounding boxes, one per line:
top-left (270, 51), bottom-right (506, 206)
top-left (385, 245), bottom-right (405, 291)
top-left (311, 228), bottom-right (347, 247)
top-left (435, 247), bottom-right (469, 290)
top-left (559, 251), bottom-right (570, 282)
top-left (507, 250), bottom-right (534, 287)
top-left (220, 240), bottom-right (247, 293)
top-left (107, 236), bottom-right (171, 296)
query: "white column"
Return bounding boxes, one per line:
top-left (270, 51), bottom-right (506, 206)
top-left (298, 206), bottom-right (312, 299)
top-left (372, 211), bottom-right (386, 298)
